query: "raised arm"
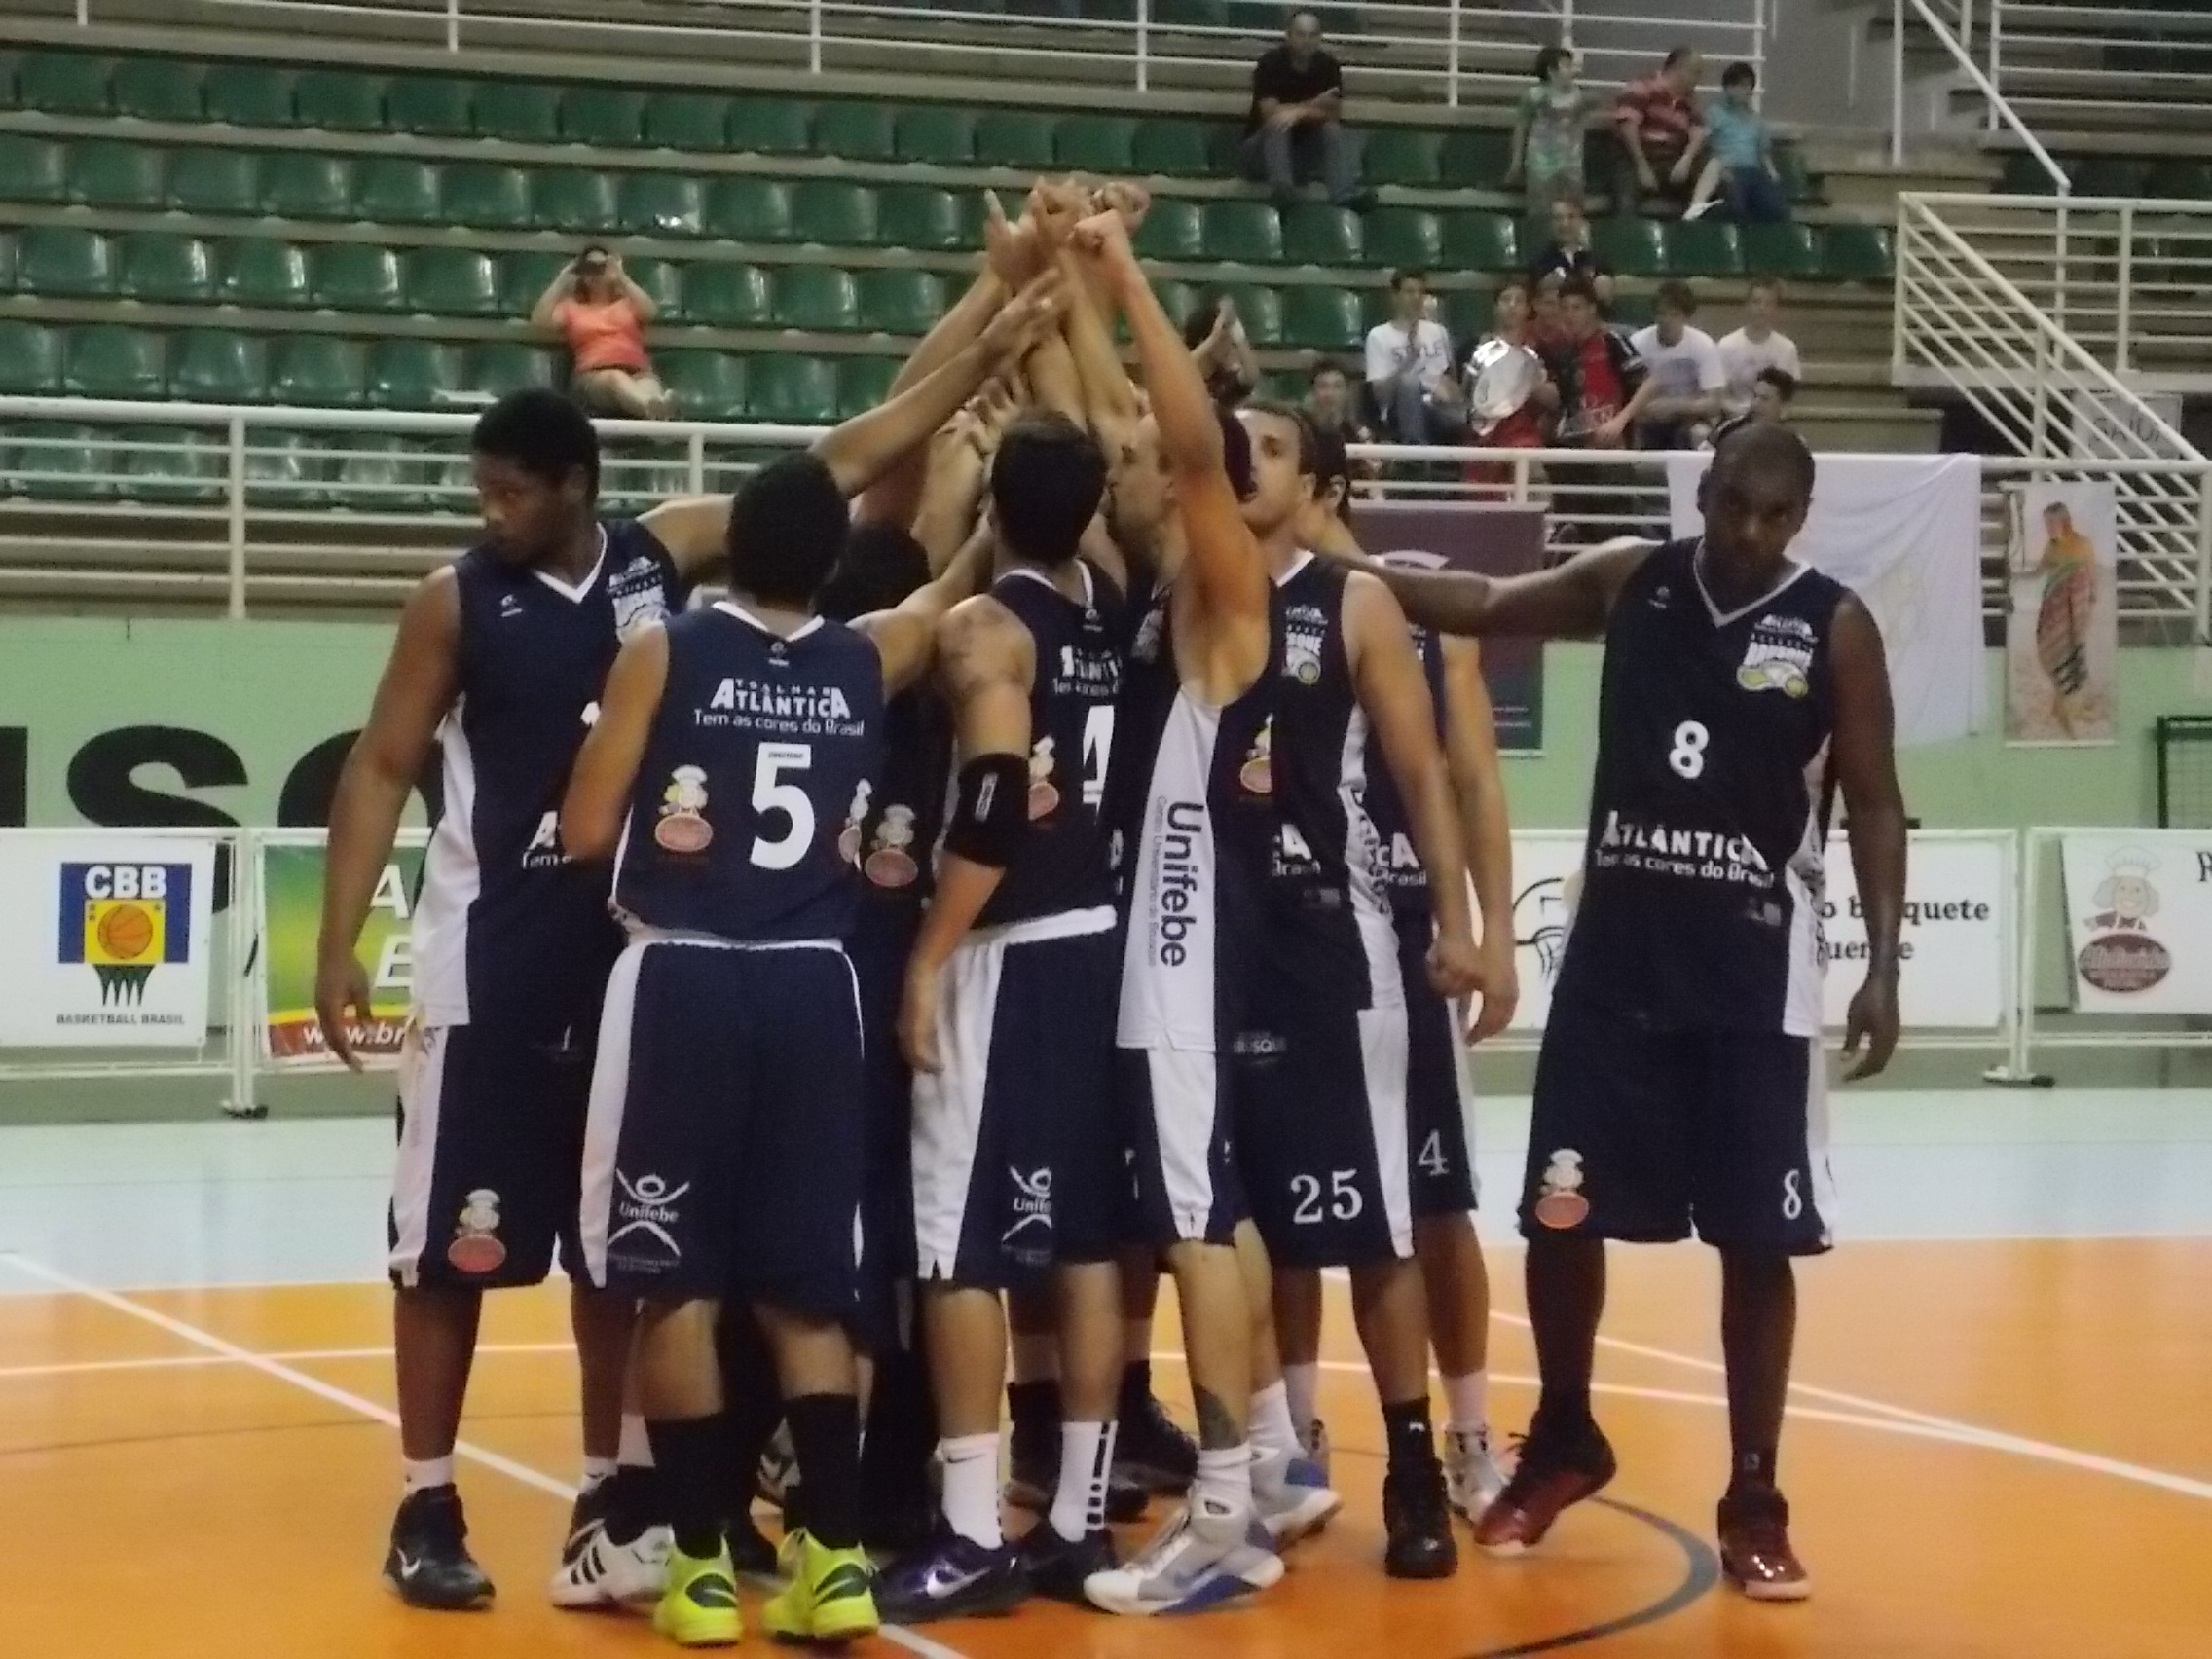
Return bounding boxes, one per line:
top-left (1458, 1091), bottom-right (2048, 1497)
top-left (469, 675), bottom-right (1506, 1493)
top-left (529, 265), bottom-right (572, 332)
top-left (612, 256), bottom-right (657, 326)
top-left (1326, 536), bottom-right (1651, 639)
top-left (638, 494), bottom-right (731, 583)
top-left (560, 621), bottom-right (668, 863)
top-left (1440, 636), bottom-right (1518, 1038)
top-left (853, 516), bottom-right (996, 694)
top-left (1830, 595), bottom-right (1905, 1080)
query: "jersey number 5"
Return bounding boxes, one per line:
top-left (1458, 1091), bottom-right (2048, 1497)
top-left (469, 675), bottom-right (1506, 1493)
top-left (750, 742), bottom-right (815, 870)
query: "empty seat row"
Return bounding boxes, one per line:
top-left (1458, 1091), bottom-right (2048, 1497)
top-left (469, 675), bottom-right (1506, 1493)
top-left (2002, 151), bottom-right (2212, 200)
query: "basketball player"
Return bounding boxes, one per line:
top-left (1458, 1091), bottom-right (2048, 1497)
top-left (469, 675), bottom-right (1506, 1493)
top-left (1329, 424), bottom-right (1906, 1599)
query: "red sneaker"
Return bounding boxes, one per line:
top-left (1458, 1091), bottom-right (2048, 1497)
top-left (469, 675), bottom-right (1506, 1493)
top-left (1472, 1426), bottom-right (1616, 1557)
top-left (1717, 1488), bottom-right (1812, 1602)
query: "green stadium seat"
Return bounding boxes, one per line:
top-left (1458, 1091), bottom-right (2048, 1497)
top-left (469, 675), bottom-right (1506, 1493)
top-left (624, 255), bottom-right (684, 319)
top-left (309, 243), bottom-right (404, 313)
top-left (659, 350), bottom-right (749, 421)
top-left (353, 158), bottom-right (444, 226)
top-left (242, 432), bottom-right (330, 510)
top-left (270, 336), bottom-right (367, 404)
top-left (1135, 199), bottom-right (1204, 260)
top-left (0, 231), bottom-right (13, 294)
top-left (19, 227), bottom-right (114, 299)
top-left (474, 80), bottom-right (563, 143)
top-left (202, 62), bottom-right (294, 128)
top-left (260, 153), bottom-right (356, 221)
top-left (857, 267), bottom-right (947, 336)
top-left (404, 247), bottom-right (498, 316)
top-left (836, 356), bottom-right (899, 419)
top-left (2001, 152), bottom-right (2063, 196)
top-left (562, 85), bottom-right (647, 148)
top-left (369, 338), bottom-right (466, 408)
top-left (1156, 0), bottom-right (1227, 23)
top-left (1822, 222), bottom-right (1892, 282)
top-left (117, 233), bottom-right (213, 303)
top-left (682, 261), bottom-right (773, 327)
top-left (532, 167), bottom-right (619, 234)
top-left (0, 135), bottom-right (67, 204)
top-left (170, 332), bottom-right (269, 401)
top-left (111, 56), bottom-right (203, 123)
top-left (876, 185), bottom-right (968, 253)
top-left (294, 68), bottom-right (386, 133)
top-left (750, 354), bottom-right (839, 423)
top-left (1282, 283), bottom-right (1363, 350)
top-left (64, 325), bottom-right (166, 397)
top-left (67, 140), bottom-right (166, 210)
top-left (0, 322), bottom-right (63, 394)
top-left (1439, 211), bottom-right (1517, 272)
top-left (2074, 157), bottom-right (2152, 198)
top-left (1593, 214), bottom-right (1667, 276)
top-left (1218, 282), bottom-right (1283, 348)
top-left (2148, 160), bottom-right (2212, 199)
top-left (728, 95), bottom-right (813, 156)
top-left (167, 148), bottom-right (259, 215)
top-left (773, 266), bottom-right (861, 331)
top-left (442, 163), bottom-right (534, 231)
top-left (895, 104), bottom-right (976, 165)
top-left (1057, 115), bottom-right (1137, 174)
top-left (708, 177), bottom-right (794, 241)
top-left (1772, 144), bottom-right (1817, 203)
top-left (1150, 278), bottom-right (1199, 330)
top-left (1281, 203), bottom-right (1361, 266)
top-left (1364, 128), bottom-right (1442, 187)
top-left (1202, 201), bottom-right (1281, 264)
top-left (1606, 292), bottom-right (1656, 330)
top-left (123, 426), bottom-right (228, 505)
top-left (499, 249), bottom-right (571, 314)
top-left (976, 110), bottom-right (1057, 170)
top-left (1132, 119), bottom-right (1210, 177)
top-left (1440, 129), bottom-right (1511, 189)
top-left (792, 181), bottom-right (877, 246)
top-left (1438, 286), bottom-right (1492, 344)
top-left (1363, 206), bottom-right (1442, 272)
top-left (219, 240), bottom-right (311, 308)
top-left (1741, 221), bottom-right (1822, 279)
top-left (19, 53), bottom-right (112, 117)
top-left (1666, 218), bottom-right (1742, 276)
top-left (814, 101), bottom-right (898, 163)
top-left (619, 173), bottom-right (706, 236)
top-left (646, 92), bottom-right (732, 151)
top-left (387, 75), bottom-right (474, 138)
top-left (329, 434), bottom-right (431, 511)
top-left (465, 341), bottom-right (555, 398)
top-left (8, 424), bottom-right (117, 502)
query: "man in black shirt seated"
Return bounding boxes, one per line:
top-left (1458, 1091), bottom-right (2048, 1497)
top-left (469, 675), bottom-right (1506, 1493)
top-left (1242, 8), bottom-right (1372, 209)
top-left (1528, 197), bottom-right (1615, 310)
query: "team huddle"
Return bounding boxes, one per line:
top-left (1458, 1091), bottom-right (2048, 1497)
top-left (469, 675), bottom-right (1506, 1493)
top-left (315, 179), bottom-right (1907, 1645)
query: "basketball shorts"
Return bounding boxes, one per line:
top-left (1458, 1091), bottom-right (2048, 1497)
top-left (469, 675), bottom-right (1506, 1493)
top-left (911, 909), bottom-right (1124, 1290)
top-left (1521, 996), bottom-right (1835, 1254)
top-left (578, 936), bottom-right (868, 1324)
top-left (389, 1018), bottom-right (597, 1290)
top-left (1118, 1044), bottom-right (1248, 1249)
top-left (1233, 984), bottom-right (1416, 1270)
top-left (1403, 953), bottom-right (1480, 1219)
top-left (851, 903), bottom-right (920, 1349)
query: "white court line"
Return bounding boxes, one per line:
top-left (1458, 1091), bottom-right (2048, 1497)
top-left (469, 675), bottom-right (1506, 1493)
top-left (0, 1341), bottom-right (574, 1382)
top-left (0, 1254), bottom-right (971, 1659)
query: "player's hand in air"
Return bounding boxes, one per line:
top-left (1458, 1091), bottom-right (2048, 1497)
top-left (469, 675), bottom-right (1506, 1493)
top-left (1427, 925), bottom-right (1485, 1002)
top-left (1094, 180), bottom-right (1151, 233)
top-left (313, 949), bottom-right (373, 1073)
top-left (1028, 176), bottom-right (1086, 248)
top-left (899, 960), bottom-right (944, 1075)
top-left (981, 190), bottom-right (1041, 287)
top-left (1841, 969), bottom-right (1900, 1080)
top-left (977, 270), bottom-right (1063, 364)
top-left (1465, 940), bottom-right (1520, 1043)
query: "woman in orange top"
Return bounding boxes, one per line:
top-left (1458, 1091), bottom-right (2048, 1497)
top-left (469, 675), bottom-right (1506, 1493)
top-left (530, 244), bottom-right (673, 419)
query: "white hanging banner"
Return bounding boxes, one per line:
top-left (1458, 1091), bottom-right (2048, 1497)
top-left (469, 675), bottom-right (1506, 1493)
top-left (0, 832), bottom-right (220, 1047)
top-left (2061, 830), bottom-right (2212, 1014)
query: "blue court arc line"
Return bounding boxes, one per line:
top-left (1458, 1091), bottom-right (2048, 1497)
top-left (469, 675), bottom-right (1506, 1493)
top-left (1463, 1496), bottom-right (1722, 1658)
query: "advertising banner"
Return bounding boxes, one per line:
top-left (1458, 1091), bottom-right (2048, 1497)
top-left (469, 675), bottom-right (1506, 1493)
top-left (2005, 482), bottom-right (2119, 745)
top-left (0, 832), bottom-right (219, 1047)
top-left (2061, 830), bottom-right (2212, 1014)
top-left (260, 838), bottom-right (424, 1060)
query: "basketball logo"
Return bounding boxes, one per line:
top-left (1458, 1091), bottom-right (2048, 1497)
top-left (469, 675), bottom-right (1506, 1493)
top-left (654, 765), bottom-right (714, 853)
top-left (95, 903), bottom-right (155, 962)
top-left (1027, 737), bottom-right (1060, 819)
top-left (447, 1189), bottom-right (507, 1273)
top-left (1533, 1148), bottom-right (1590, 1229)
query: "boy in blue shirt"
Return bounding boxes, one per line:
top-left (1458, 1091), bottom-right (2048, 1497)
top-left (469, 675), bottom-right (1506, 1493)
top-left (1685, 61), bottom-right (1789, 223)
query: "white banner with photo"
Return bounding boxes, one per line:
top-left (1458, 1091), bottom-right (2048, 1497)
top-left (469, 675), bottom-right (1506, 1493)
top-left (2060, 830), bottom-right (2212, 1014)
top-left (1666, 452), bottom-right (1987, 746)
top-left (1496, 830), bottom-right (2008, 1032)
top-left (2004, 481), bottom-right (2119, 744)
top-left (0, 831), bottom-right (220, 1047)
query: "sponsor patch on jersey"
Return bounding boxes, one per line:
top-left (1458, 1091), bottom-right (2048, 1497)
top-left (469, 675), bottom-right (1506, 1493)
top-left (654, 765), bottom-right (714, 853)
top-left (838, 780), bottom-right (872, 866)
top-left (1130, 604), bottom-right (1165, 665)
top-left (1283, 624), bottom-right (1325, 687)
top-left (864, 804), bottom-right (921, 888)
top-left (447, 1189), bottom-right (507, 1273)
top-left (608, 1171), bottom-right (689, 1270)
top-left (1027, 736), bottom-right (1061, 819)
top-left (1239, 718), bottom-right (1273, 795)
top-left (1737, 613), bottom-right (1815, 698)
top-left (1532, 1150), bottom-right (1589, 1229)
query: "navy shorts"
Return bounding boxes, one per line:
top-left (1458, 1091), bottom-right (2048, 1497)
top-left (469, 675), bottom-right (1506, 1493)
top-left (911, 913), bottom-right (1124, 1290)
top-left (1522, 996), bottom-right (1835, 1254)
top-left (1402, 950), bottom-right (1479, 1219)
top-left (388, 1017), bottom-right (597, 1291)
top-left (1117, 1045), bottom-right (1247, 1248)
top-left (851, 903), bottom-right (920, 1347)
top-left (579, 938), bottom-right (868, 1323)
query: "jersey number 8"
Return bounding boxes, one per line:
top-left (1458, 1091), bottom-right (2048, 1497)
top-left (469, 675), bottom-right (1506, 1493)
top-left (1669, 719), bottom-right (1710, 780)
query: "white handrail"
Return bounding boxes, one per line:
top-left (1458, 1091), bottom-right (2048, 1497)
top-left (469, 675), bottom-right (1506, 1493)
top-left (1894, 0), bottom-right (2069, 195)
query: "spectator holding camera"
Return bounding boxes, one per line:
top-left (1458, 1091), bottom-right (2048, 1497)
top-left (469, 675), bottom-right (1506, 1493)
top-left (530, 243), bottom-right (672, 419)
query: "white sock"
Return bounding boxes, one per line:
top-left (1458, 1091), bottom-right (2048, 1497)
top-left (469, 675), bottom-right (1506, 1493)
top-left (1282, 1362), bottom-right (1320, 1431)
top-left (1443, 1371), bottom-right (1490, 1438)
top-left (1248, 1381), bottom-right (1301, 1463)
top-left (938, 1433), bottom-right (1003, 1549)
top-left (403, 1455), bottom-right (456, 1494)
top-left (580, 1456), bottom-right (618, 1493)
top-left (1050, 1420), bottom-right (1117, 1543)
top-left (1193, 1442), bottom-right (1253, 1524)
top-left (617, 1412), bottom-right (654, 1468)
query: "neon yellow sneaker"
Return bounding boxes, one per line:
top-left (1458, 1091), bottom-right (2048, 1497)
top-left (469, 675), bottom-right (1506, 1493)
top-left (762, 1528), bottom-right (880, 1643)
top-left (650, 1542), bottom-right (742, 1647)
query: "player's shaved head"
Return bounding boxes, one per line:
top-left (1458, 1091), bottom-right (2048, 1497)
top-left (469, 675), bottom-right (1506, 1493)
top-left (1712, 420), bottom-right (1815, 505)
top-left (819, 521), bottom-right (929, 620)
top-left (1701, 422), bottom-right (1814, 576)
top-left (727, 452), bottom-right (849, 608)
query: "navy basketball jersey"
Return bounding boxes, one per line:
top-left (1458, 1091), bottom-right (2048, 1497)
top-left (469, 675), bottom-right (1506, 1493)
top-left (852, 686), bottom-right (950, 918)
top-left (977, 559), bottom-right (1126, 928)
top-left (612, 602), bottom-right (885, 943)
top-left (1109, 583), bottom-right (1281, 1051)
top-left (1556, 538), bottom-right (1849, 1035)
top-left (413, 519), bottom-right (682, 1030)
top-left (1360, 619), bottom-right (1448, 950)
top-left (1263, 554), bottom-right (1402, 1007)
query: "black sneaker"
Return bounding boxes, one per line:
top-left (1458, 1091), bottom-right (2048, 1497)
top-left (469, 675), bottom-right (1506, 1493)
top-left (1017, 1522), bottom-right (1117, 1604)
top-left (384, 1485), bottom-right (495, 1610)
top-left (1382, 1458), bottom-right (1459, 1580)
top-left (874, 1526), bottom-right (1031, 1624)
top-left (1114, 1392), bottom-right (1198, 1495)
top-left (727, 1509), bottom-right (778, 1576)
top-left (861, 1479), bottom-right (937, 1558)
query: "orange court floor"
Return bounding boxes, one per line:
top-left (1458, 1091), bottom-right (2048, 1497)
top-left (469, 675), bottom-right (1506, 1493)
top-left (3, 1236), bottom-right (2209, 1659)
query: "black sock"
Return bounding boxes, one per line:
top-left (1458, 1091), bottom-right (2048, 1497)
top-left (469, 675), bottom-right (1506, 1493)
top-left (785, 1393), bottom-right (863, 1551)
top-left (645, 1415), bottom-right (728, 1559)
top-left (863, 1345), bottom-right (937, 1506)
top-left (1119, 1359), bottom-right (1152, 1418)
top-left (1728, 1446), bottom-right (1780, 1493)
top-left (1381, 1398), bottom-right (1437, 1472)
top-left (604, 1463), bottom-right (662, 1546)
top-left (1527, 1235), bottom-right (1605, 1440)
top-left (714, 1307), bottom-right (784, 1534)
top-left (1008, 1378), bottom-right (1061, 1457)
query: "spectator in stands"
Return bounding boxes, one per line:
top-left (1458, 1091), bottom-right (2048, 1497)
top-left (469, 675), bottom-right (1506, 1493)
top-left (1182, 294), bottom-right (1259, 407)
top-left (1505, 46), bottom-right (1589, 216)
top-left (1717, 277), bottom-right (1803, 412)
top-left (1468, 278), bottom-right (1558, 452)
top-left (1243, 9), bottom-right (1373, 209)
top-left (1541, 275), bottom-right (1650, 450)
top-left (1629, 279), bottom-right (1728, 449)
top-left (1306, 360), bottom-right (1382, 493)
top-left (1613, 45), bottom-right (1707, 215)
top-left (1530, 197), bottom-right (1614, 309)
top-left (530, 244), bottom-right (671, 419)
top-left (1750, 366), bottom-right (1798, 424)
top-left (1684, 61), bottom-right (1789, 223)
top-left (1364, 268), bottom-right (1457, 443)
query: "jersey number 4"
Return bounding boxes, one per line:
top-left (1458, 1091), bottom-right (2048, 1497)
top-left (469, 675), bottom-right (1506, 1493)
top-left (750, 742), bottom-right (815, 870)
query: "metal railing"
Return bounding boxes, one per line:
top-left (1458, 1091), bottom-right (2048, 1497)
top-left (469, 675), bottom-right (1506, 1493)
top-left (2, 396), bottom-right (2206, 627)
top-left (1892, 0), bottom-right (2069, 194)
top-left (1985, 1), bottom-right (2212, 129)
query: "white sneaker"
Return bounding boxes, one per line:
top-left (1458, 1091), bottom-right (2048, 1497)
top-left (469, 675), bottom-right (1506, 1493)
top-left (548, 1521), bottom-right (672, 1608)
top-left (1083, 1503), bottom-right (1283, 1616)
top-left (1298, 1418), bottom-right (1332, 1482)
top-left (1682, 197), bottom-right (1716, 221)
top-left (756, 1421), bottom-right (798, 1508)
top-left (1445, 1427), bottom-right (1510, 1522)
top-left (1254, 1451), bottom-right (1343, 1547)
